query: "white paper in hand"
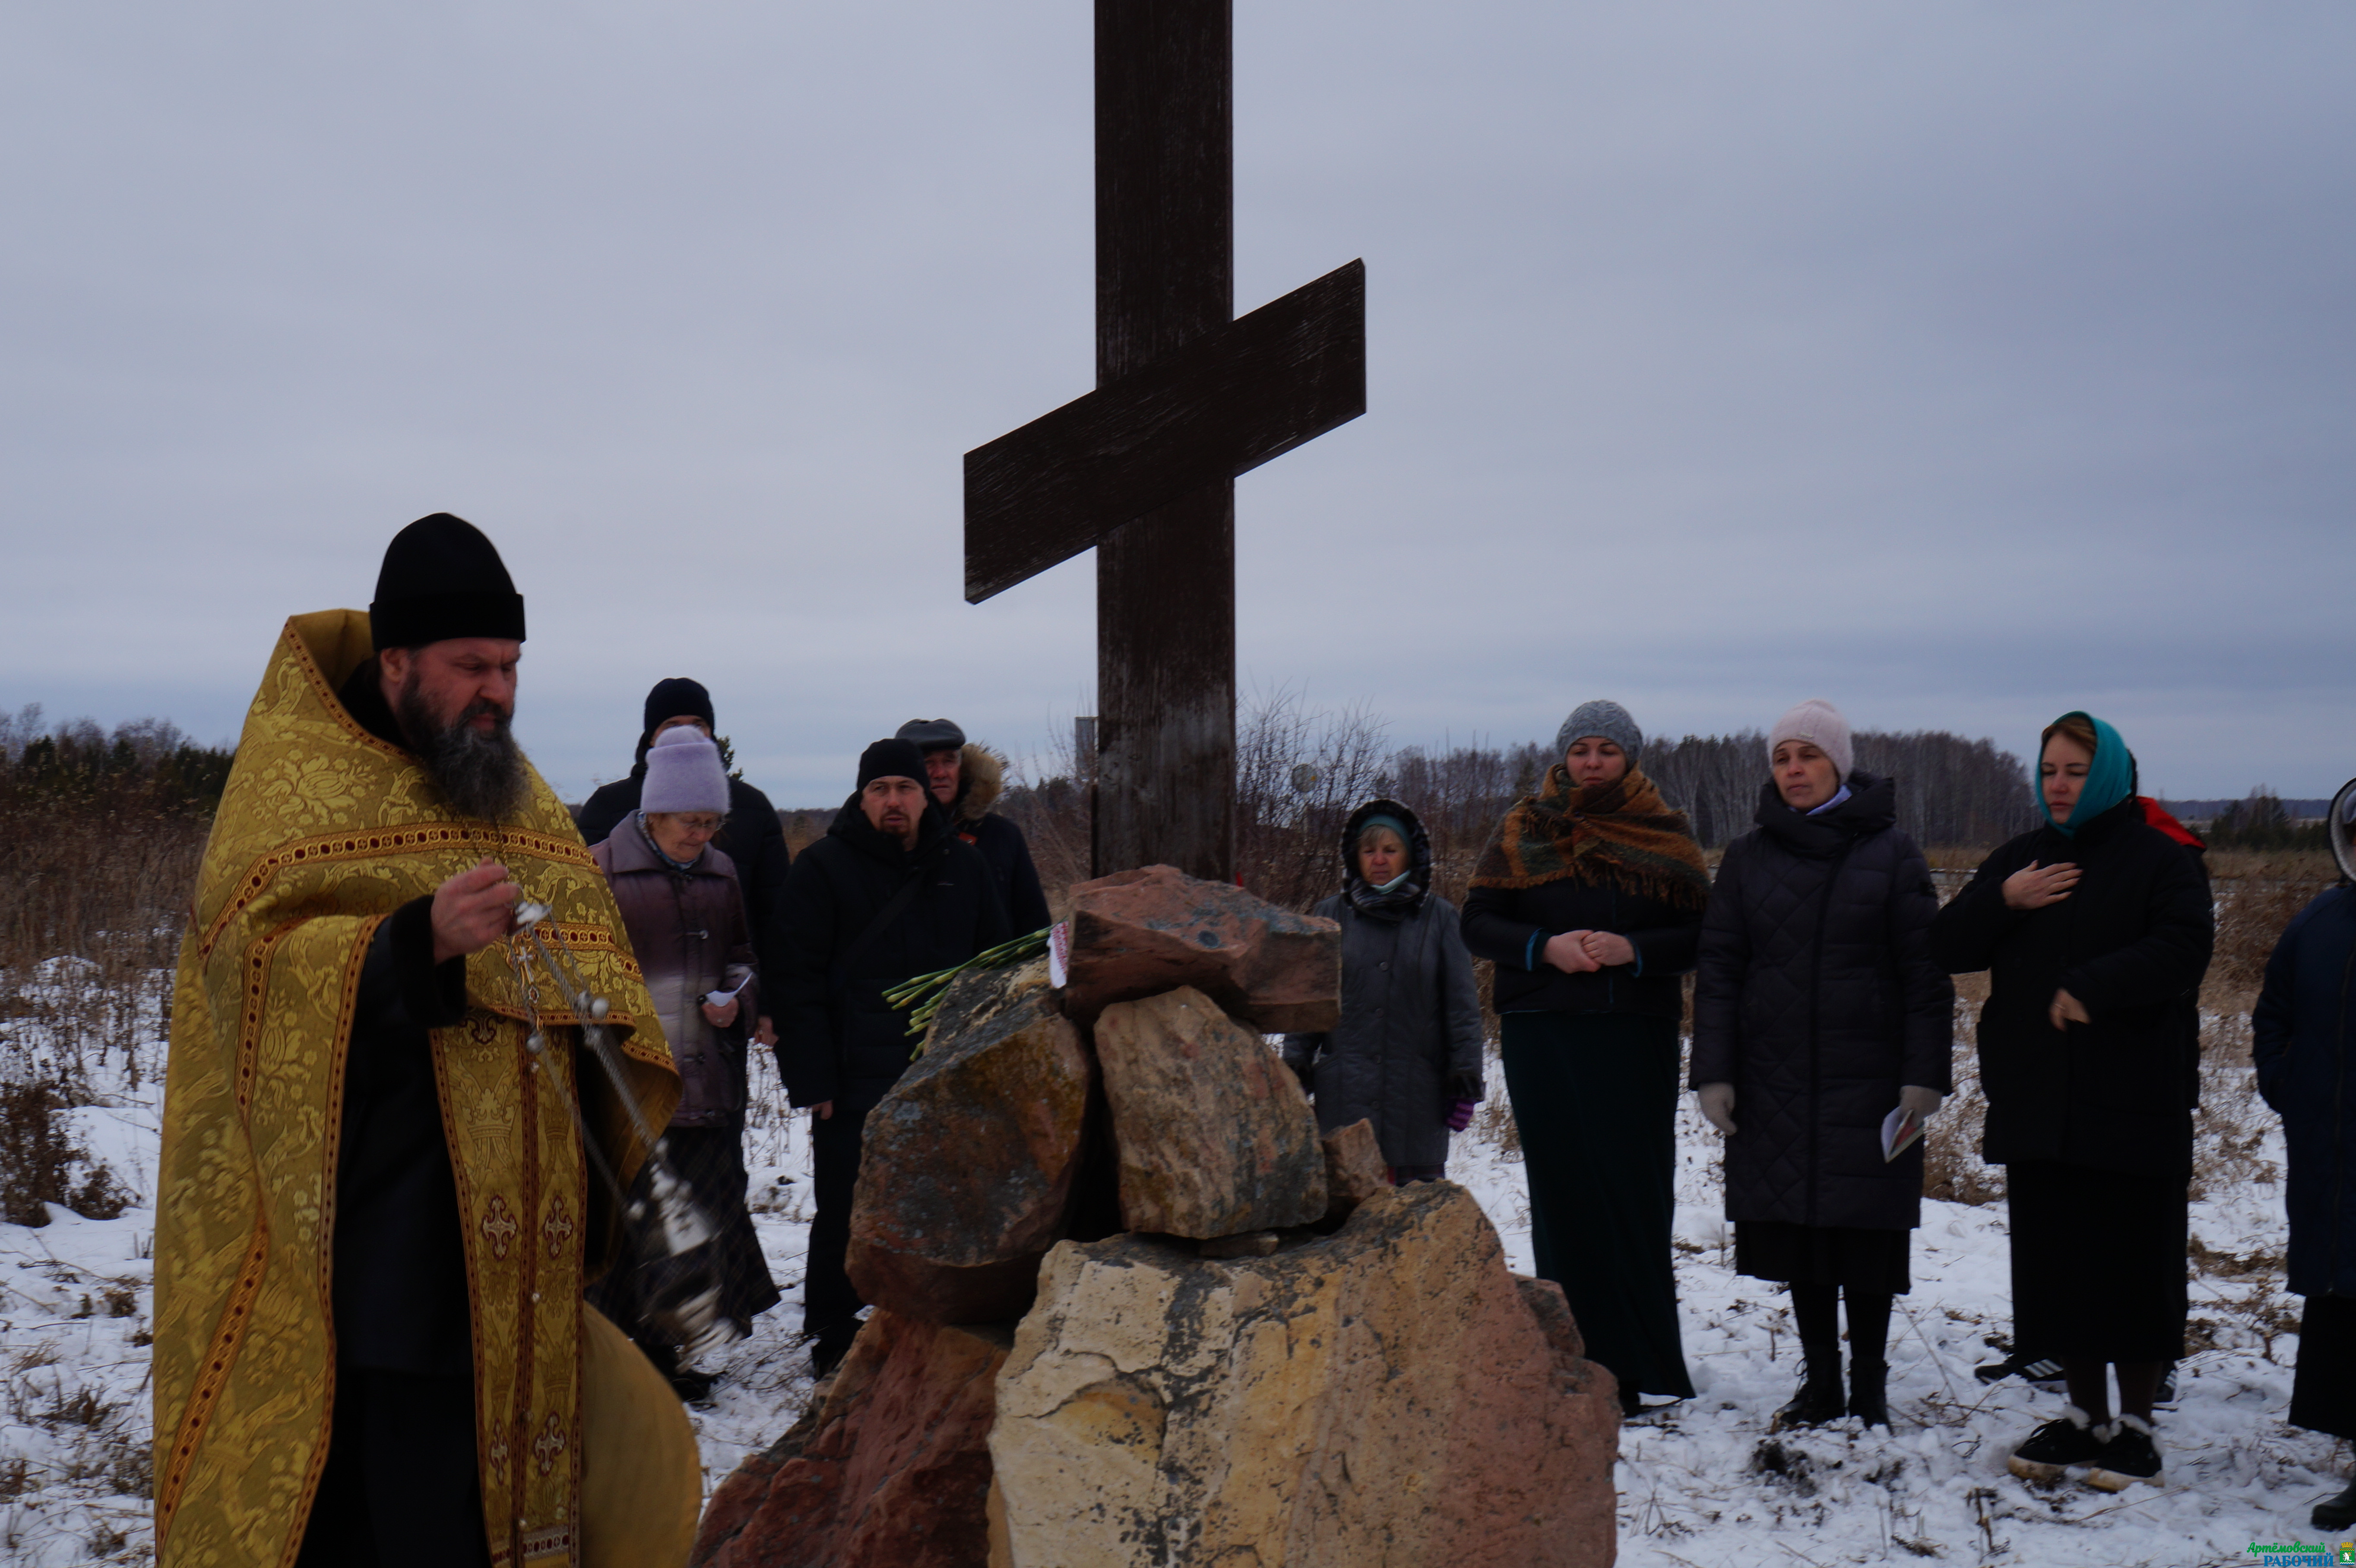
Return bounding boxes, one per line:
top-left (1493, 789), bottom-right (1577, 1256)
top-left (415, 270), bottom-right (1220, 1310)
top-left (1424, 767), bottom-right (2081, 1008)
top-left (1881, 1105), bottom-right (1924, 1163)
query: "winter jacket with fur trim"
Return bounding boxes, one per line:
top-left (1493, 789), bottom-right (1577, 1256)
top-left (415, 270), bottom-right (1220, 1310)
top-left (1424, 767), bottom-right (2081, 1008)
top-left (947, 744), bottom-right (1051, 934)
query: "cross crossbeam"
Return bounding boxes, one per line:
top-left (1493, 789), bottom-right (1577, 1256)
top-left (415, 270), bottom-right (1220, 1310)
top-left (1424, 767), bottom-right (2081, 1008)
top-left (964, 260), bottom-right (1366, 605)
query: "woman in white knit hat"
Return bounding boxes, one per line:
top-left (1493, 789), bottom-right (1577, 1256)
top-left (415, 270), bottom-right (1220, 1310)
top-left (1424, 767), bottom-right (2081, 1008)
top-left (586, 726), bottom-right (779, 1399)
top-left (1690, 699), bottom-right (1953, 1432)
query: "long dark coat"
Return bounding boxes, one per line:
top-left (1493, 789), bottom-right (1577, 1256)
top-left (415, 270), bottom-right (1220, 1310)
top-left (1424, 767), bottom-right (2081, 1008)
top-left (773, 796), bottom-right (1010, 1106)
top-left (1691, 775), bottom-right (1953, 1230)
top-left (1281, 801), bottom-right (1485, 1168)
top-left (591, 820), bottom-right (758, 1129)
top-left (2255, 885), bottom-right (2356, 1297)
top-left (1928, 793), bottom-right (2214, 1179)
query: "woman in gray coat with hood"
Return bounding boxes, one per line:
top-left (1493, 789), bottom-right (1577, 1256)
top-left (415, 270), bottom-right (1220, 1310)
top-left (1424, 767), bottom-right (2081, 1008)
top-left (1283, 800), bottom-right (1485, 1181)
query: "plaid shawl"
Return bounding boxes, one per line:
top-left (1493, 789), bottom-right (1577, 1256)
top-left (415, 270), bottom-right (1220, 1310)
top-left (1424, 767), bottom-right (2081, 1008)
top-left (1469, 762), bottom-right (1711, 911)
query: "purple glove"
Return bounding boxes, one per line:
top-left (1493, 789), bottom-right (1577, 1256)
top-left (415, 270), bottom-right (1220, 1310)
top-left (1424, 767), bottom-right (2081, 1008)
top-left (1446, 1098), bottom-right (1478, 1132)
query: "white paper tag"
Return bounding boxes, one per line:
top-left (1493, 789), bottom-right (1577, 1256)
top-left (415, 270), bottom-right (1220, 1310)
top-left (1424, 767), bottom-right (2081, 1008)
top-left (1047, 920), bottom-right (1071, 989)
top-left (1881, 1105), bottom-right (1924, 1163)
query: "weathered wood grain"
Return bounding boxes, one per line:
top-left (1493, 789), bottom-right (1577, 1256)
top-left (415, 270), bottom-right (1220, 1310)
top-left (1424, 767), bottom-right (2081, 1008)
top-left (963, 260), bottom-right (1366, 606)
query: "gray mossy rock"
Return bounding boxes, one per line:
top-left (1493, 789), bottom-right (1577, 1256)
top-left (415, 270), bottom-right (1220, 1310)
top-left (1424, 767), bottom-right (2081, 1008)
top-left (1059, 865), bottom-right (1341, 1032)
top-left (846, 959), bottom-right (1095, 1325)
top-left (988, 1181), bottom-right (1620, 1567)
top-left (1092, 984), bottom-right (1327, 1239)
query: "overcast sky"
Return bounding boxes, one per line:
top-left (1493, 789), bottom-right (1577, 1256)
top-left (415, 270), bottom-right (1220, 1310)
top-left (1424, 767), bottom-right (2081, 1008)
top-left (4, 3), bottom-right (2350, 806)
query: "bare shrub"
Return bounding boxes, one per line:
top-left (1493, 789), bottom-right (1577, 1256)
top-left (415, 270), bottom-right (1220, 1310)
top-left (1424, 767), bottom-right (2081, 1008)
top-left (2205, 850), bottom-right (2338, 996)
top-left (1232, 686), bottom-right (1391, 913)
top-left (1923, 978), bottom-right (2003, 1205)
top-left (0, 1077), bottom-right (126, 1226)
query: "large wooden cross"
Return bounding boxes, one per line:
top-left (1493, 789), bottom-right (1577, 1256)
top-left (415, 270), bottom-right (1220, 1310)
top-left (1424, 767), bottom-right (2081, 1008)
top-left (963, 1), bottom-right (1365, 882)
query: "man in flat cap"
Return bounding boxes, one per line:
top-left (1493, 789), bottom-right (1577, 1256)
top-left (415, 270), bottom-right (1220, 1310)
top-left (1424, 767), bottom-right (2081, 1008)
top-left (153, 514), bottom-right (694, 1568)
top-left (894, 717), bottom-right (1051, 935)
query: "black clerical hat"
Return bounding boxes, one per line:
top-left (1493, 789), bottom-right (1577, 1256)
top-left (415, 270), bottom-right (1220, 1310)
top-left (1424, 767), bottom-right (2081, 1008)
top-left (369, 513), bottom-right (527, 651)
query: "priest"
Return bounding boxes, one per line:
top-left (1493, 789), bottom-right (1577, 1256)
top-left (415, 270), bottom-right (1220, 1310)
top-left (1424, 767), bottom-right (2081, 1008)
top-left (152, 515), bottom-right (697, 1568)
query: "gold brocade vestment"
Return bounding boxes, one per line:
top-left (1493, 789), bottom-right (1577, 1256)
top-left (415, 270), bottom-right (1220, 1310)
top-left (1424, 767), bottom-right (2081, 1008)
top-left (152, 610), bottom-right (680, 1568)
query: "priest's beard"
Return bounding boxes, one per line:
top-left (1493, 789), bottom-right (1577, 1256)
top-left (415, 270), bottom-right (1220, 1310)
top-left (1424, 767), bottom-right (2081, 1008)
top-left (396, 677), bottom-right (528, 822)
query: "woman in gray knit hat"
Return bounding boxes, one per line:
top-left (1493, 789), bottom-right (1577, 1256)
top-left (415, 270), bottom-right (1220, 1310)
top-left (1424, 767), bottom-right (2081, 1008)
top-left (586, 727), bottom-right (780, 1397)
top-left (1461, 699), bottom-right (1711, 1416)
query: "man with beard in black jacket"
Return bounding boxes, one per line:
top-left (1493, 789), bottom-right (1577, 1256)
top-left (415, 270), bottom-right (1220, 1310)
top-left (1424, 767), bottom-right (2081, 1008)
top-left (774, 738), bottom-right (1009, 1374)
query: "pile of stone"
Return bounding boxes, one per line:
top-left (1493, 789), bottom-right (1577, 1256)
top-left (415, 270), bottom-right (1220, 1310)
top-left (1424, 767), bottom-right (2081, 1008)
top-left (691, 865), bottom-right (1619, 1568)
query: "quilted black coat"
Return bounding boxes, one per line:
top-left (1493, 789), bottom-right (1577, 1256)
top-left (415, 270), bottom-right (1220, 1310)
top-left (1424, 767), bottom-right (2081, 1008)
top-left (1931, 793), bottom-right (2213, 1179)
top-left (2254, 885), bottom-right (2356, 1297)
top-left (1281, 801), bottom-right (1486, 1168)
top-left (1691, 774), bottom-right (1954, 1231)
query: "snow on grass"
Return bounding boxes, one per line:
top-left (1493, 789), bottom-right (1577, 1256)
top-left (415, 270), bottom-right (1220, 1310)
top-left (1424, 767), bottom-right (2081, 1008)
top-left (2, 974), bottom-right (2343, 1565)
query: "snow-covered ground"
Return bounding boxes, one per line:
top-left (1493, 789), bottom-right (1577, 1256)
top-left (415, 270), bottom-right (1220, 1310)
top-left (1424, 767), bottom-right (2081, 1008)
top-left (0, 969), bottom-right (2339, 1565)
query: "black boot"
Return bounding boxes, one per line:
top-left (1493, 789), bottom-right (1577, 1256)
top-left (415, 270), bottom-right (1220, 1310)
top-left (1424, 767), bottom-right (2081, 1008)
top-left (1847, 1360), bottom-right (1888, 1428)
top-left (1773, 1363), bottom-right (1847, 1431)
top-left (2314, 1479), bottom-right (2356, 1530)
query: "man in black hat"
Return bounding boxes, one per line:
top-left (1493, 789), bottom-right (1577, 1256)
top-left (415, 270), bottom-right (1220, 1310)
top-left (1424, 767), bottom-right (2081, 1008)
top-left (576, 679), bottom-right (794, 1043)
top-left (773, 738), bottom-right (1010, 1374)
top-left (895, 717), bottom-right (1052, 934)
top-left (156, 513), bottom-right (688, 1568)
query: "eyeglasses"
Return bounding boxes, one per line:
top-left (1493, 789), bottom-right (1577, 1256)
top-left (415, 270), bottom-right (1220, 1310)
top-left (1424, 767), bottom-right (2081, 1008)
top-left (674, 816), bottom-right (725, 835)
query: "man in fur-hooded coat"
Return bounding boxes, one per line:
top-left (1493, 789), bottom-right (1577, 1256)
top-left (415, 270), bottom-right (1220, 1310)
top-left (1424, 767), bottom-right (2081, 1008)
top-left (896, 719), bottom-right (1052, 933)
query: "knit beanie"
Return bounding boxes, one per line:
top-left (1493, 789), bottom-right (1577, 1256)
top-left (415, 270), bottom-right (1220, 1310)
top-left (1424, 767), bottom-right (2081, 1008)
top-left (857, 738), bottom-right (929, 790)
top-left (640, 727), bottom-right (729, 815)
top-left (643, 677), bottom-right (716, 740)
top-left (369, 513), bottom-right (526, 651)
top-left (1555, 700), bottom-right (1642, 761)
top-left (1767, 699), bottom-right (1854, 780)
top-left (895, 717), bottom-right (967, 754)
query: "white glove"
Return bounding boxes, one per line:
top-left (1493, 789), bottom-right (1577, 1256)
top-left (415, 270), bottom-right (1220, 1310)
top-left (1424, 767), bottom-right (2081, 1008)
top-left (1696, 1082), bottom-right (1738, 1136)
top-left (1900, 1085), bottom-right (1943, 1119)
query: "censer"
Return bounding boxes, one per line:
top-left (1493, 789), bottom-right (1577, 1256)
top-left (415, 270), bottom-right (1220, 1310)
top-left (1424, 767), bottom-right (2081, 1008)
top-left (508, 898), bottom-right (740, 1364)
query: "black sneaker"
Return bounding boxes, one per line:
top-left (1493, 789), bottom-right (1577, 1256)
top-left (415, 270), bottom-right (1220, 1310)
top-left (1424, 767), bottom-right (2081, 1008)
top-left (2155, 1362), bottom-right (2178, 1407)
top-left (2006, 1406), bottom-right (2107, 1483)
top-left (1975, 1349), bottom-right (2065, 1388)
top-left (668, 1368), bottom-right (717, 1404)
top-left (2084, 1414), bottom-right (2163, 1492)
top-left (1773, 1366), bottom-right (1848, 1432)
top-left (2312, 1479), bottom-right (2356, 1531)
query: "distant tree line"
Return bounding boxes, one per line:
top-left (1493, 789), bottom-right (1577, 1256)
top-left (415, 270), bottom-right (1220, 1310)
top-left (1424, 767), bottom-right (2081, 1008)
top-left (999, 693), bottom-right (2045, 913)
top-left (0, 705), bottom-right (234, 812)
top-left (1647, 729), bottom-right (2041, 851)
top-left (2201, 788), bottom-right (2335, 852)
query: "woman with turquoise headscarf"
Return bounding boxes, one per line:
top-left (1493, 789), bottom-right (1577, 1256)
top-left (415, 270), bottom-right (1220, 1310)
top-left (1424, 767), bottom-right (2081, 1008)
top-left (1932, 712), bottom-right (2213, 1492)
